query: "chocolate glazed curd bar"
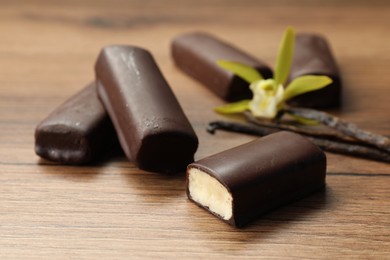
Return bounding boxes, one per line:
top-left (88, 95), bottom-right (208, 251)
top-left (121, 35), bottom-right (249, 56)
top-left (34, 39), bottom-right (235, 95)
top-left (35, 82), bottom-right (116, 164)
top-left (288, 33), bottom-right (342, 108)
top-left (171, 32), bottom-right (273, 101)
top-left (95, 45), bottom-right (198, 174)
top-left (187, 131), bottom-right (326, 227)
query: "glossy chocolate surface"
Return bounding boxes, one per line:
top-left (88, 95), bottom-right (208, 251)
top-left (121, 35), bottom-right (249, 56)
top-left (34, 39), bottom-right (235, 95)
top-left (35, 82), bottom-right (116, 164)
top-left (171, 32), bottom-right (273, 101)
top-left (187, 131), bottom-right (326, 227)
top-left (289, 33), bottom-right (342, 108)
top-left (95, 45), bottom-right (198, 173)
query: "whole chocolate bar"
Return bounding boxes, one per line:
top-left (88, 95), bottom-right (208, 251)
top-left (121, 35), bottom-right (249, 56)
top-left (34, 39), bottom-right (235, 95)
top-left (171, 32), bottom-right (273, 101)
top-left (288, 33), bottom-right (342, 108)
top-left (187, 131), bottom-right (326, 227)
top-left (95, 45), bottom-right (198, 173)
top-left (35, 82), bottom-right (117, 164)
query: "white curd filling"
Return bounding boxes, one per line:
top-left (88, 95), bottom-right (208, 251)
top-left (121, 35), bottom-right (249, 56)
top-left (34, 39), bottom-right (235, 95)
top-left (188, 168), bottom-right (233, 220)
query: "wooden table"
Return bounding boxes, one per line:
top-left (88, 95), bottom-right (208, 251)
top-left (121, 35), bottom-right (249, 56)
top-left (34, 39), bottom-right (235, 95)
top-left (1, 0), bottom-right (389, 258)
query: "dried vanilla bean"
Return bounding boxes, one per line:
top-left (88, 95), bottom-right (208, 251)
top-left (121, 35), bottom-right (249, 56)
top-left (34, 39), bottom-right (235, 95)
top-left (244, 111), bottom-right (358, 143)
top-left (208, 120), bottom-right (390, 163)
top-left (207, 121), bottom-right (276, 136)
top-left (285, 107), bottom-right (390, 153)
top-left (310, 138), bottom-right (390, 163)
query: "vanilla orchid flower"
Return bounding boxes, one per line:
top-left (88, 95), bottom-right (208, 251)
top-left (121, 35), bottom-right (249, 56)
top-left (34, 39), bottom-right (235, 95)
top-left (214, 27), bottom-right (332, 122)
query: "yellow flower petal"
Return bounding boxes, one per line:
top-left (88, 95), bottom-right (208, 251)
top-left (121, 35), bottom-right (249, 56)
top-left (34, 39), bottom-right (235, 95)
top-left (214, 99), bottom-right (251, 114)
top-left (283, 75), bottom-right (332, 101)
top-left (274, 27), bottom-right (295, 86)
top-left (217, 60), bottom-right (263, 83)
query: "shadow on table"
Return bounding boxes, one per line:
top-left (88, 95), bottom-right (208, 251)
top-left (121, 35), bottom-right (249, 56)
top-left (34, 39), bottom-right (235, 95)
top-left (121, 166), bottom-right (187, 200)
top-left (187, 185), bottom-right (331, 250)
top-left (36, 145), bottom-right (126, 181)
top-left (36, 161), bottom-right (104, 181)
top-left (36, 144), bottom-right (188, 199)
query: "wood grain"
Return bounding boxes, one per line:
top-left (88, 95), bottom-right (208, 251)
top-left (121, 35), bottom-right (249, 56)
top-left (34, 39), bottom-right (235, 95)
top-left (0, 0), bottom-right (389, 258)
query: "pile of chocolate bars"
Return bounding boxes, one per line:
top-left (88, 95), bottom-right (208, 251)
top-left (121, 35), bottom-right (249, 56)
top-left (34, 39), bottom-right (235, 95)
top-left (35, 31), bottom-right (340, 227)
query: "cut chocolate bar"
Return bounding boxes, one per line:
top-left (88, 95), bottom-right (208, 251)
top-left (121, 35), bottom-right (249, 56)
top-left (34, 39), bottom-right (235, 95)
top-left (35, 82), bottom-right (117, 164)
top-left (187, 131), bottom-right (326, 227)
top-left (95, 45), bottom-right (198, 174)
top-left (172, 32), bottom-right (273, 101)
top-left (288, 33), bottom-right (342, 108)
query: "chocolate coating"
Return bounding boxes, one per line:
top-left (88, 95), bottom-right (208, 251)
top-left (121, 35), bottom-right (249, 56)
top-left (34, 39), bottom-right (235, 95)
top-left (171, 32), bottom-right (273, 101)
top-left (187, 131), bottom-right (326, 227)
top-left (95, 45), bottom-right (198, 173)
top-left (288, 33), bottom-right (342, 108)
top-left (35, 82), bottom-right (116, 164)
